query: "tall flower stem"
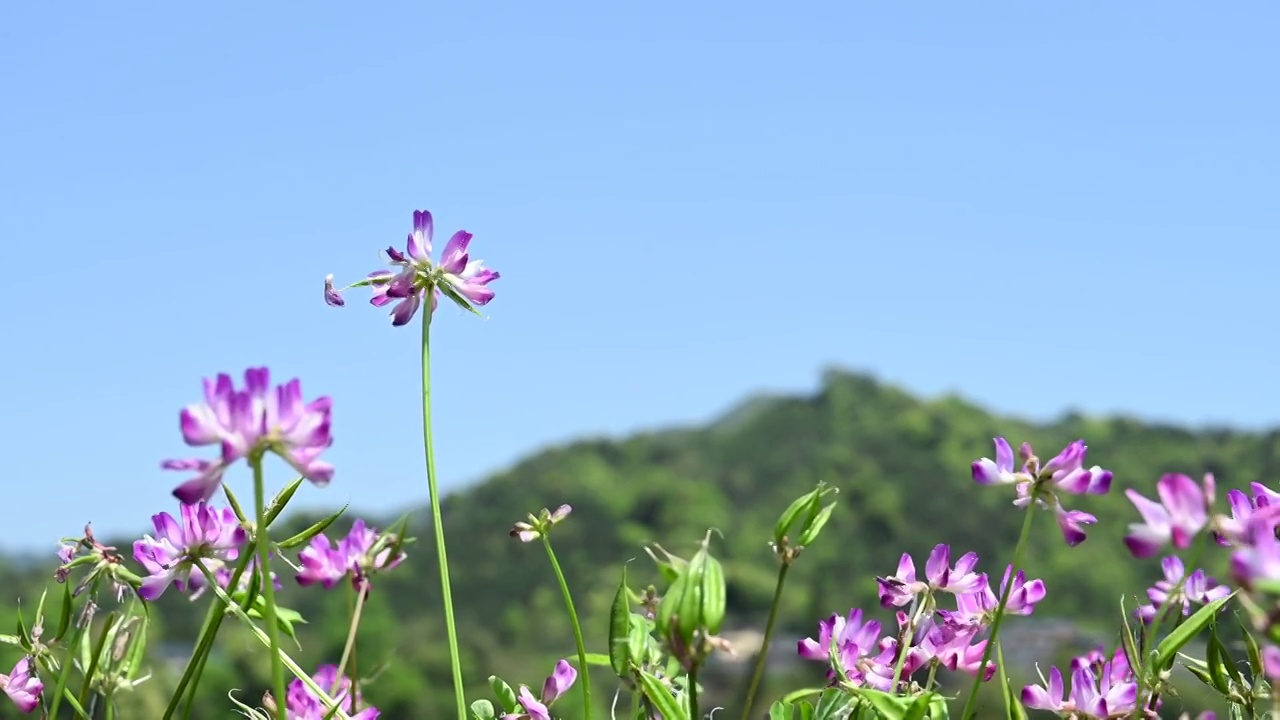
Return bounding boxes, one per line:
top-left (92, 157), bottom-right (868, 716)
top-left (959, 504), bottom-right (1036, 720)
top-left (739, 562), bottom-right (791, 720)
top-left (165, 543), bottom-right (257, 720)
top-left (540, 535), bottom-right (593, 718)
top-left (421, 312), bottom-right (468, 718)
top-left (333, 587), bottom-right (368, 695)
top-left (251, 457), bottom-right (288, 720)
top-left (192, 563), bottom-right (352, 719)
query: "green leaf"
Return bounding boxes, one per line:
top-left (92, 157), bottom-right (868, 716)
top-left (488, 676), bottom-right (520, 715)
top-left (1152, 593), bottom-right (1234, 672)
top-left (609, 564), bottom-right (633, 678)
top-left (277, 504), bottom-right (349, 549)
top-left (1002, 678), bottom-right (1026, 720)
top-left (1182, 658), bottom-right (1218, 691)
top-left (1212, 623), bottom-right (1244, 688)
top-left (567, 652), bottom-right (613, 667)
top-left (636, 669), bottom-right (689, 720)
top-left (1238, 612), bottom-right (1264, 678)
top-left (1206, 631), bottom-right (1233, 695)
top-left (264, 476), bottom-right (305, 527)
top-left (770, 700), bottom-right (793, 720)
top-left (470, 699), bottom-right (497, 720)
top-left (798, 699), bottom-right (815, 720)
top-left (813, 687), bottom-right (857, 720)
top-left (54, 580), bottom-right (74, 643)
top-left (780, 688), bottom-right (828, 704)
top-left (222, 483), bottom-right (250, 525)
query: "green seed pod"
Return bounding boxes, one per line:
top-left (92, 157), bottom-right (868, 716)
top-left (699, 553), bottom-right (726, 635)
top-left (675, 549), bottom-right (708, 642)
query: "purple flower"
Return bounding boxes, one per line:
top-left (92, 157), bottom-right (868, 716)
top-left (325, 209), bottom-right (500, 326)
top-left (973, 438), bottom-right (1113, 546)
top-left (501, 660), bottom-right (577, 720)
top-left (943, 566), bottom-right (1047, 628)
top-left (132, 503), bottom-right (246, 601)
top-left (510, 504), bottom-right (573, 543)
top-left (280, 664), bottom-right (378, 720)
top-left (1214, 482), bottom-right (1280, 546)
top-left (1229, 505), bottom-right (1280, 589)
top-left (875, 544), bottom-right (984, 607)
top-left (797, 609), bottom-right (883, 663)
top-left (1022, 647), bottom-right (1138, 719)
top-left (296, 520), bottom-right (406, 592)
top-left (917, 620), bottom-right (995, 681)
top-left (1135, 556), bottom-right (1230, 624)
top-left (1264, 645), bottom-right (1280, 682)
top-left (0, 657), bottom-right (42, 714)
top-left (1123, 473), bottom-right (1214, 558)
top-left (165, 368), bottom-right (334, 504)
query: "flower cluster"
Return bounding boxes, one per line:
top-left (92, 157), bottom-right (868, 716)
top-left (324, 209), bottom-right (500, 326)
top-left (798, 544), bottom-right (1045, 690)
top-left (132, 502), bottom-right (246, 601)
top-left (296, 520), bottom-right (406, 593)
top-left (1022, 646), bottom-right (1141, 719)
top-left (1134, 555), bottom-right (1229, 624)
top-left (268, 664), bottom-right (379, 720)
top-left (164, 368), bottom-right (334, 504)
top-left (502, 660), bottom-right (577, 720)
top-left (510, 504), bottom-right (572, 543)
top-left (972, 438), bottom-right (1113, 546)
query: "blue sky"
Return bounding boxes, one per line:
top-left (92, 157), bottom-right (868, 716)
top-left (1, 2), bottom-right (1276, 552)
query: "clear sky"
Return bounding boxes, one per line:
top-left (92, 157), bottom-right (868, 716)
top-left (2, 3), bottom-right (1277, 552)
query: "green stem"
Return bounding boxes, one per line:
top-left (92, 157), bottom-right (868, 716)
top-left (192, 562), bottom-right (352, 720)
top-left (333, 587), bottom-right (368, 695)
top-left (688, 666), bottom-right (700, 720)
top-left (49, 574), bottom-right (101, 719)
top-left (252, 457), bottom-right (288, 720)
top-left (169, 544), bottom-right (257, 720)
top-left (739, 562), bottom-right (791, 720)
top-left (421, 312), bottom-right (468, 719)
top-left (540, 535), bottom-right (593, 718)
top-left (959, 503), bottom-right (1036, 720)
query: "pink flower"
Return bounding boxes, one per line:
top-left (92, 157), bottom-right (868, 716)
top-left (165, 368), bottom-right (334, 504)
top-left (325, 209), bottom-right (500, 326)
top-left (132, 502), bottom-right (246, 601)
top-left (0, 657), bottom-right (42, 714)
top-left (1123, 473), bottom-right (1213, 558)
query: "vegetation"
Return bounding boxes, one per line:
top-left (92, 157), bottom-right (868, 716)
top-left (2, 367), bottom-right (1259, 717)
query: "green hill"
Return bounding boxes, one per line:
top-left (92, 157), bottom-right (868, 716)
top-left (3, 369), bottom-right (1261, 717)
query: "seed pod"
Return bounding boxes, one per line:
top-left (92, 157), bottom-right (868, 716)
top-left (675, 549), bottom-right (707, 642)
top-left (699, 553), bottom-right (726, 635)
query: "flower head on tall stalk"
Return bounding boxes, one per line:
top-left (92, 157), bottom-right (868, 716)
top-left (132, 502), bottom-right (246, 601)
top-left (164, 368), bottom-right (334, 503)
top-left (323, 209), bottom-right (500, 325)
top-left (971, 437), bottom-right (1114, 545)
top-left (0, 657), bottom-right (42, 714)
